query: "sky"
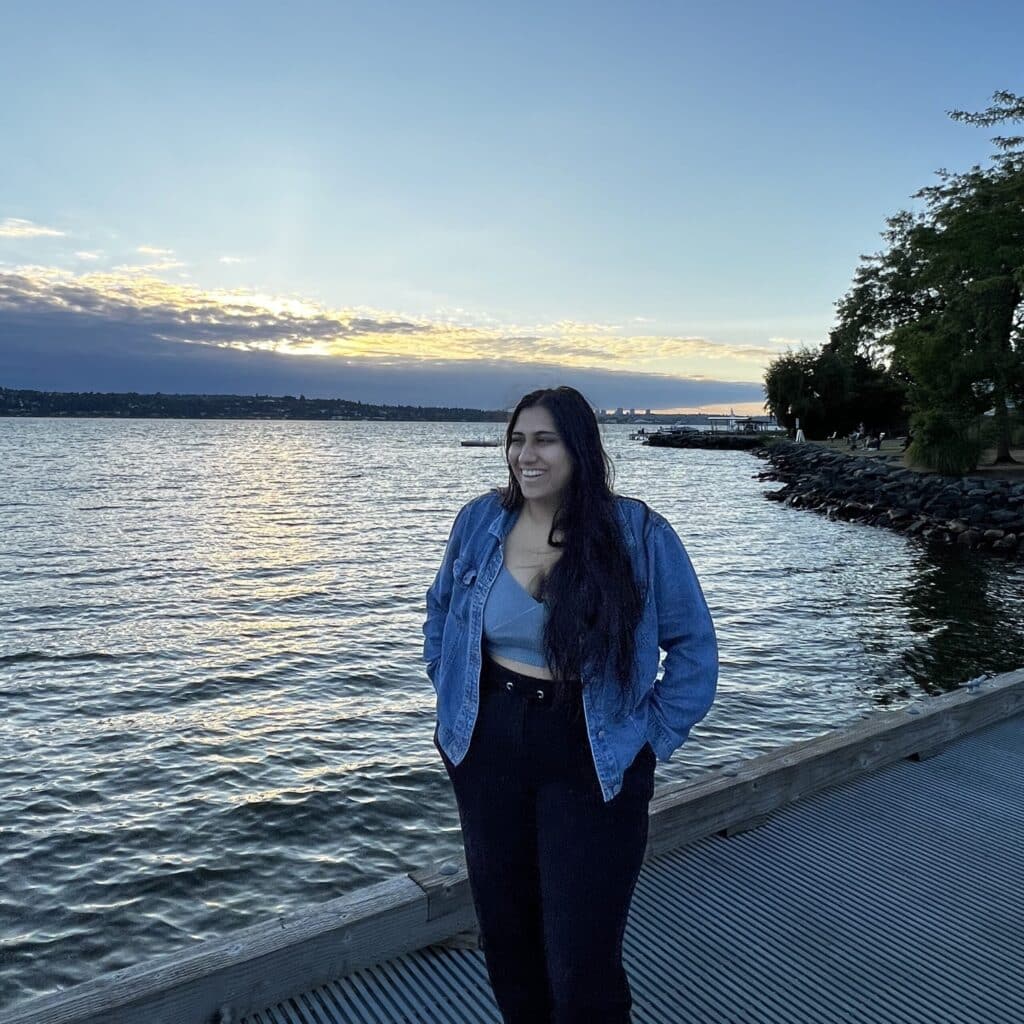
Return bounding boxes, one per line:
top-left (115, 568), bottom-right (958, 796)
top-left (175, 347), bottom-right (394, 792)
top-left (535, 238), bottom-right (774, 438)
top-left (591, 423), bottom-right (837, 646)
top-left (1, 1), bottom-right (1021, 414)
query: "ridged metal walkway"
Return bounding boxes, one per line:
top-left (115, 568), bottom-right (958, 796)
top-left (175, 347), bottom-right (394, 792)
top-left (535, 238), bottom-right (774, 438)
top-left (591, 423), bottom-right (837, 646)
top-left (242, 714), bottom-right (1024, 1024)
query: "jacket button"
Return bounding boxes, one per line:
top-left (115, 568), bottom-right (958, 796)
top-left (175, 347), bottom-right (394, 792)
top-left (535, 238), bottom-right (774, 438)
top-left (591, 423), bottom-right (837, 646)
top-left (598, 729), bottom-right (605, 739)
top-left (506, 681), bottom-right (514, 691)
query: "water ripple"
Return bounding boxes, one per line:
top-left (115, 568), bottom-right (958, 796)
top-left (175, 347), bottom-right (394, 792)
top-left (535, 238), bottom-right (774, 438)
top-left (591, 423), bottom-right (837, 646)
top-left (1, 418), bottom-right (1022, 1008)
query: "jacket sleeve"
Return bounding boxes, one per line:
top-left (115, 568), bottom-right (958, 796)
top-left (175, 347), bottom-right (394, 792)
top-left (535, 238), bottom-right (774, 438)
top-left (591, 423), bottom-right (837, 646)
top-left (645, 515), bottom-right (718, 760)
top-left (422, 503), bottom-right (470, 688)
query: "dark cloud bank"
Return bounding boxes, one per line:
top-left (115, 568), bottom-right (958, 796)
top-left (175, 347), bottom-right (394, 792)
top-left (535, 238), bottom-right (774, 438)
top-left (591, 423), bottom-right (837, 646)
top-left (0, 286), bottom-right (765, 412)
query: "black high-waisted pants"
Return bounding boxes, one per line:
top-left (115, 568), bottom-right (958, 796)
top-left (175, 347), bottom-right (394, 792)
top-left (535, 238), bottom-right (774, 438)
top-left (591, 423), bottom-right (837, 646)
top-left (435, 656), bottom-right (657, 1024)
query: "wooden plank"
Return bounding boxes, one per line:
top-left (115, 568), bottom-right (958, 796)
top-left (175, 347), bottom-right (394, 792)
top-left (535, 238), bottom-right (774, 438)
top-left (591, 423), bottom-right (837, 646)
top-left (9, 668), bottom-right (1023, 1024)
top-left (645, 668), bottom-right (1024, 860)
top-left (718, 812), bottom-right (772, 838)
top-left (407, 861), bottom-right (473, 923)
top-left (433, 929), bottom-right (483, 951)
top-left (6, 876), bottom-right (477, 1024)
top-left (907, 742), bottom-right (950, 762)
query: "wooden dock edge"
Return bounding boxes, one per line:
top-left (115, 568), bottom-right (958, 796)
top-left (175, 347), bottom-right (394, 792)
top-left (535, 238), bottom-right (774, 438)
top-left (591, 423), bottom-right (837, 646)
top-left (9, 668), bottom-right (1023, 1024)
top-left (645, 667), bottom-right (1024, 860)
top-left (6, 877), bottom-right (478, 1024)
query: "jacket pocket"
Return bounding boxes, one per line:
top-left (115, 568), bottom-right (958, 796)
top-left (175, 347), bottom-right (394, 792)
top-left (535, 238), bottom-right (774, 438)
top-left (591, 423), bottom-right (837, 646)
top-left (450, 557), bottom-right (478, 623)
top-left (452, 556), bottom-right (478, 587)
top-left (625, 694), bottom-right (652, 744)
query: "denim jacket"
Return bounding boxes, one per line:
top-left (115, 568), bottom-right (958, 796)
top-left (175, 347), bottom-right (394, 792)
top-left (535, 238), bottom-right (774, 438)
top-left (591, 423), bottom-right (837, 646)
top-left (423, 491), bottom-right (718, 802)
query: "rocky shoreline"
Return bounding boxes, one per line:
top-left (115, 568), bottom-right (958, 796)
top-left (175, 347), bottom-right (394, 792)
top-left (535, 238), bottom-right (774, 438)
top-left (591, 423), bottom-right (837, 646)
top-left (756, 442), bottom-right (1024, 558)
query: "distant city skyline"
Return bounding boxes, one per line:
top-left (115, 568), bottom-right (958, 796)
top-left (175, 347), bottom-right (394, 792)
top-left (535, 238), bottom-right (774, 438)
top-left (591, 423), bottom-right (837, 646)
top-left (1, 2), bottom-right (1021, 413)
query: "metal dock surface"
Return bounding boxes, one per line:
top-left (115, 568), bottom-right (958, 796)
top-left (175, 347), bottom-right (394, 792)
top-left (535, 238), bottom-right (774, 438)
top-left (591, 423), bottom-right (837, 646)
top-left (242, 713), bottom-right (1024, 1024)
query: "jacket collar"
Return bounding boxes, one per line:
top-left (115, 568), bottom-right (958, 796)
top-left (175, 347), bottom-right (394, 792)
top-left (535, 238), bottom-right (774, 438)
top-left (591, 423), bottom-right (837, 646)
top-left (487, 499), bottom-right (518, 542)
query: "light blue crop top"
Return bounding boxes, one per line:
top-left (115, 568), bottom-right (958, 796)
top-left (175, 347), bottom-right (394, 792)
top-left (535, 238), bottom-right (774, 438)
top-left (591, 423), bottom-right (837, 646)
top-left (482, 564), bottom-right (548, 668)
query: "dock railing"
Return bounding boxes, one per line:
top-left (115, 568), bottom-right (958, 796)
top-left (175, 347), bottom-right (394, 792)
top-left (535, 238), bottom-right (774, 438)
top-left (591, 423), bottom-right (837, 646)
top-left (8, 667), bottom-right (1024, 1024)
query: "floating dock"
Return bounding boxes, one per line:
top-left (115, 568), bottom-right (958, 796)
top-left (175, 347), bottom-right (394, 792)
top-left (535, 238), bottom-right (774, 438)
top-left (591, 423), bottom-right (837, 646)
top-left (9, 668), bottom-right (1024, 1024)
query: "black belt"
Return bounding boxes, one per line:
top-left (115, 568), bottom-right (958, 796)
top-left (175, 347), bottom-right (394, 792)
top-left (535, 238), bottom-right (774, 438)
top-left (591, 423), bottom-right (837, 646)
top-left (482, 657), bottom-right (554, 705)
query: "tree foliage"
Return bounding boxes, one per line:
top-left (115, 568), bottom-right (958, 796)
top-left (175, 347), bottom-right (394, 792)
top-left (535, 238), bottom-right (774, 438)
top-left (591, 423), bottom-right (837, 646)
top-left (950, 89), bottom-right (1024, 155)
top-left (832, 91), bottom-right (1024, 473)
top-left (765, 313), bottom-right (909, 442)
top-left (763, 334), bottom-right (906, 439)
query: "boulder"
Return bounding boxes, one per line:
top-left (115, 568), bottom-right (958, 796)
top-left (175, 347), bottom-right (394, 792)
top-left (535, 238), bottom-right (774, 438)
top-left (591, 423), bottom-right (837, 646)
top-left (835, 501), bottom-right (872, 520)
top-left (990, 509), bottom-right (1020, 524)
top-left (757, 442), bottom-right (1024, 560)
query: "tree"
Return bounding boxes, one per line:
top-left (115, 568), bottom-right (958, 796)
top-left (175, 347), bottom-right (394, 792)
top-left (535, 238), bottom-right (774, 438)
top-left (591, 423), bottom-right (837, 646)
top-left (834, 92), bottom-right (1024, 473)
top-left (820, 325), bottom-right (908, 435)
top-left (764, 348), bottom-right (820, 435)
top-left (950, 90), bottom-right (1024, 156)
top-left (763, 324), bottom-right (907, 440)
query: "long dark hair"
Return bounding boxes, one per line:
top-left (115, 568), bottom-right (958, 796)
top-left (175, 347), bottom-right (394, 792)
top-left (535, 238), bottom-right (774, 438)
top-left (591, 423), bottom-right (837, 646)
top-left (501, 386), bottom-right (645, 713)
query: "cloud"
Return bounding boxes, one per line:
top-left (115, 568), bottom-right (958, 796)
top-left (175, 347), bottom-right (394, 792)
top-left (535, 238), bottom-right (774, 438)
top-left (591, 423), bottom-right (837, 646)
top-left (218, 255), bottom-right (250, 265)
top-left (137, 245), bottom-right (175, 256)
top-left (74, 251), bottom-right (101, 261)
top-left (0, 218), bottom-right (66, 239)
top-left (0, 264), bottom-right (771, 410)
top-left (114, 260), bottom-right (187, 273)
top-left (0, 267), bottom-right (429, 356)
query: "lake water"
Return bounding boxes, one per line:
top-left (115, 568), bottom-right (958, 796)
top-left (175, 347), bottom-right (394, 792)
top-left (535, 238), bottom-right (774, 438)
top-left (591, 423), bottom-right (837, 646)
top-left (2, 418), bottom-right (1023, 1008)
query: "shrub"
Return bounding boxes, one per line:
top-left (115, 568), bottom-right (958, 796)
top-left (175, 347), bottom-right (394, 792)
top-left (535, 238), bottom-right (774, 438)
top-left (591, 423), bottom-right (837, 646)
top-left (908, 408), bottom-right (982, 475)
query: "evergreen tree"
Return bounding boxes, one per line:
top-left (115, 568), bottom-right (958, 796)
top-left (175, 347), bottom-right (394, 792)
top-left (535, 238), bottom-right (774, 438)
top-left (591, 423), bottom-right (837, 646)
top-left (834, 92), bottom-right (1024, 473)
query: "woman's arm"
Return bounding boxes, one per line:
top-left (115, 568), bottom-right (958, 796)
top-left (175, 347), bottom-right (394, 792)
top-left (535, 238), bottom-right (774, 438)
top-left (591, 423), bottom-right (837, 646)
top-left (645, 514), bottom-right (718, 759)
top-left (422, 504), bottom-right (470, 687)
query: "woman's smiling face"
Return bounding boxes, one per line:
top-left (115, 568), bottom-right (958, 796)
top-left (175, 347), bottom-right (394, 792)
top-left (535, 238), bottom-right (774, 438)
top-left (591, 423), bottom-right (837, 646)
top-left (507, 405), bottom-right (573, 506)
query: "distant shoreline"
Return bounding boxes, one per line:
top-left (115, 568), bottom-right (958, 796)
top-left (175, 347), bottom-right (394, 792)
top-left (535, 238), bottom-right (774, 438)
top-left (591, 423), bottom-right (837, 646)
top-left (0, 386), bottom-right (712, 425)
top-left (0, 385), bottom-right (508, 423)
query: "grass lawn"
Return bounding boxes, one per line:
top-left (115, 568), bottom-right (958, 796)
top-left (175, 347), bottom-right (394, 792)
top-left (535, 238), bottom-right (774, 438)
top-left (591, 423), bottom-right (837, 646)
top-left (806, 437), bottom-right (1024, 479)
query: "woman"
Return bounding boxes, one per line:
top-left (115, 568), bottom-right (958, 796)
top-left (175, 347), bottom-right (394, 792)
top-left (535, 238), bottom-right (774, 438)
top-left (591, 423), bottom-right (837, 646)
top-left (423, 386), bottom-right (718, 1024)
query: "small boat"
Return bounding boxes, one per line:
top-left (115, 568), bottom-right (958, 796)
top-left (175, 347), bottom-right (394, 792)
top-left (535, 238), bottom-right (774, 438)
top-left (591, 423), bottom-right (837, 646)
top-left (460, 438), bottom-right (502, 447)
